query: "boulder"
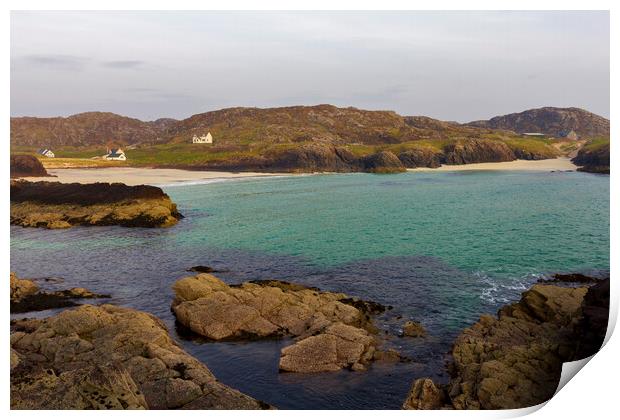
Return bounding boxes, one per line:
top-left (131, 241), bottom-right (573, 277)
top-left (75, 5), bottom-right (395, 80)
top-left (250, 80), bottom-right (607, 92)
top-left (401, 320), bottom-right (426, 337)
top-left (279, 323), bottom-right (377, 373)
top-left (573, 143), bottom-right (610, 174)
top-left (172, 274), bottom-right (389, 372)
top-left (402, 378), bottom-right (447, 410)
top-left (10, 304), bottom-right (270, 409)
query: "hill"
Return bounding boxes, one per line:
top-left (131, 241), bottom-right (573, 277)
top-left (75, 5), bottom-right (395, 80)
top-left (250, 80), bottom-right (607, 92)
top-left (16, 105), bottom-right (606, 172)
top-left (10, 112), bottom-right (168, 147)
top-left (466, 107), bottom-right (609, 139)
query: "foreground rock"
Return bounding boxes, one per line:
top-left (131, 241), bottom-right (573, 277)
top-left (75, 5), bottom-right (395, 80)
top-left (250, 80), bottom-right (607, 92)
top-left (172, 275), bottom-right (390, 372)
top-left (11, 180), bottom-right (183, 228)
top-left (10, 272), bottom-right (110, 313)
top-left (403, 277), bottom-right (609, 410)
top-left (10, 155), bottom-right (51, 178)
top-left (10, 304), bottom-right (269, 409)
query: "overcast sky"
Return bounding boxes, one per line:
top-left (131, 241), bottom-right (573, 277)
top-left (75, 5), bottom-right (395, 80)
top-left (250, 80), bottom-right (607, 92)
top-left (10, 11), bottom-right (609, 122)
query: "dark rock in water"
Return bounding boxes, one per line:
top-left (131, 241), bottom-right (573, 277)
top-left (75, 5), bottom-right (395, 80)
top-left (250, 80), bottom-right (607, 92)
top-left (398, 148), bottom-right (442, 168)
top-left (361, 151), bottom-right (407, 173)
top-left (10, 155), bottom-right (50, 178)
top-left (572, 143), bottom-right (610, 174)
top-left (187, 265), bottom-right (228, 274)
top-left (10, 180), bottom-right (183, 228)
top-left (442, 139), bottom-right (516, 165)
top-left (10, 272), bottom-right (110, 313)
top-left (400, 320), bottom-right (426, 338)
top-left (10, 304), bottom-right (270, 409)
top-left (539, 272), bottom-right (608, 284)
top-left (403, 279), bottom-right (610, 410)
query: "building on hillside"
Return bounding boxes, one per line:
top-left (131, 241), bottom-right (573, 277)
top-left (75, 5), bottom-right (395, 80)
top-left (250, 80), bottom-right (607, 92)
top-left (192, 132), bottom-right (213, 144)
top-left (521, 132), bottom-right (546, 137)
top-left (560, 130), bottom-right (579, 141)
top-left (104, 148), bottom-right (127, 161)
top-left (37, 148), bottom-right (55, 158)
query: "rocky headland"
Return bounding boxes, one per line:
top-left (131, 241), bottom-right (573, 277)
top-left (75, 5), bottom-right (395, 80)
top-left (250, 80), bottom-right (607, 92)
top-left (10, 155), bottom-right (51, 178)
top-left (402, 275), bottom-right (609, 410)
top-left (10, 180), bottom-right (183, 229)
top-left (572, 143), bottom-right (610, 174)
top-left (171, 274), bottom-right (397, 372)
top-left (11, 272), bottom-right (110, 313)
top-left (10, 304), bottom-right (270, 409)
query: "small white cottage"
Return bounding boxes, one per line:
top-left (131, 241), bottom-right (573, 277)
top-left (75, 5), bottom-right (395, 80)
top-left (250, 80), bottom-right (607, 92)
top-left (37, 148), bottom-right (55, 158)
top-left (192, 132), bottom-right (213, 144)
top-left (104, 148), bottom-right (127, 161)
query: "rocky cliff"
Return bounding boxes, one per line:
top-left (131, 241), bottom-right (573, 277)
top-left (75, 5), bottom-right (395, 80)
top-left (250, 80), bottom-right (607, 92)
top-left (467, 107), bottom-right (610, 138)
top-left (10, 155), bottom-right (50, 178)
top-left (403, 275), bottom-right (609, 410)
top-left (10, 180), bottom-right (183, 228)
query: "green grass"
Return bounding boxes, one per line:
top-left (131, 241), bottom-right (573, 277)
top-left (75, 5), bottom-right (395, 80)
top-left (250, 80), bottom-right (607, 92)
top-left (581, 137), bottom-right (610, 152)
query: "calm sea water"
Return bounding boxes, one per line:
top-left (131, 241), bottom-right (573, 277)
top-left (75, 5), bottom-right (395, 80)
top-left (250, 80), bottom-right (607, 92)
top-left (10, 169), bottom-right (609, 409)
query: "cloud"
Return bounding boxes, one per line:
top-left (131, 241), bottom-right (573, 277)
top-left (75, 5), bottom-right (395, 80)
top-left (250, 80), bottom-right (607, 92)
top-left (21, 54), bottom-right (88, 70)
top-left (102, 60), bottom-right (144, 69)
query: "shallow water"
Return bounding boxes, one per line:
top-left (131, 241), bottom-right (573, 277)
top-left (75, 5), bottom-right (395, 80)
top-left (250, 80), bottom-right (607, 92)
top-left (10, 169), bottom-right (609, 409)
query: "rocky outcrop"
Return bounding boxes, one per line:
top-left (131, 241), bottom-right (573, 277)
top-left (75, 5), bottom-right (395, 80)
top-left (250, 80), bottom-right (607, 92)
top-left (11, 180), bottom-right (183, 228)
top-left (402, 378), bottom-right (447, 410)
top-left (401, 320), bottom-right (426, 337)
top-left (398, 149), bottom-right (442, 168)
top-left (572, 143), bottom-right (610, 174)
top-left (511, 147), bottom-right (558, 160)
top-left (10, 272), bottom-right (110, 313)
top-left (171, 275), bottom-right (388, 372)
top-left (279, 322), bottom-right (377, 373)
top-left (403, 278), bottom-right (609, 410)
top-left (361, 151), bottom-right (407, 173)
top-left (10, 304), bottom-right (270, 409)
top-left (10, 155), bottom-right (50, 178)
top-left (268, 143), bottom-right (359, 172)
top-left (467, 107), bottom-right (610, 138)
top-left (442, 140), bottom-right (516, 165)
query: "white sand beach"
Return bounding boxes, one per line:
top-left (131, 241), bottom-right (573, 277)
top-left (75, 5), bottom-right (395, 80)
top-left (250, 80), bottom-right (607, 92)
top-left (23, 167), bottom-right (292, 186)
top-left (408, 158), bottom-right (578, 172)
top-left (20, 158), bottom-right (578, 186)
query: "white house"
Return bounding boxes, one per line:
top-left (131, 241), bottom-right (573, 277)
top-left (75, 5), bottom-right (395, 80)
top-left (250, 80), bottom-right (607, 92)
top-left (37, 148), bottom-right (55, 158)
top-left (192, 132), bottom-right (213, 144)
top-left (521, 133), bottom-right (546, 137)
top-left (104, 148), bottom-right (127, 161)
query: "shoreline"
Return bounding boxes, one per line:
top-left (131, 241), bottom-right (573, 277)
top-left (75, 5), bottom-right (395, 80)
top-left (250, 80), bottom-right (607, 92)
top-left (20, 158), bottom-right (578, 186)
top-left (409, 157), bottom-right (578, 172)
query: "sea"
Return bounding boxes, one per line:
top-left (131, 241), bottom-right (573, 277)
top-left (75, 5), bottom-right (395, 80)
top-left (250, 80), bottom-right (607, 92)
top-left (11, 169), bottom-right (610, 409)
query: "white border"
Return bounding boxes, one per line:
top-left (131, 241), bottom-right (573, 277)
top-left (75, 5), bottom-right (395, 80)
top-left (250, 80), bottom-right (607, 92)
top-left (3, 2), bottom-right (615, 419)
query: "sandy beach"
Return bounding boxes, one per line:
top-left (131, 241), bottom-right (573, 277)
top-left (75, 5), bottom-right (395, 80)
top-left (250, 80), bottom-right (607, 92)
top-left (23, 167), bottom-right (293, 186)
top-left (409, 158), bottom-right (578, 172)
top-left (21, 158), bottom-right (578, 186)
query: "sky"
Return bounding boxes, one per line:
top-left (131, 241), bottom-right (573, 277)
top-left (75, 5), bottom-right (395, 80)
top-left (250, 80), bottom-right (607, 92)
top-left (10, 11), bottom-right (610, 122)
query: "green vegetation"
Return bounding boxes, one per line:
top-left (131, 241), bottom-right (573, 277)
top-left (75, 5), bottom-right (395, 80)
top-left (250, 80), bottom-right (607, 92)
top-left (581, 137), bottom-right (610, 152)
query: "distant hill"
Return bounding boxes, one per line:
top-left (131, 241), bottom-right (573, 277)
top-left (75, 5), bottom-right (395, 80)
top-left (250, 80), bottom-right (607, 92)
top-left (10, 112), bottom-right (168, 147)
top-left (466, 107), bottom-right (609, 138)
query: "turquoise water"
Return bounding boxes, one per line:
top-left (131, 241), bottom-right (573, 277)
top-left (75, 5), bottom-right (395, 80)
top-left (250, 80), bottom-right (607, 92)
top-left (10, 169), bottom-right (609, 409)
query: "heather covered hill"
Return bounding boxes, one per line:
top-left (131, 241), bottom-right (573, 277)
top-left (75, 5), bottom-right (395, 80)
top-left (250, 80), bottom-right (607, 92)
top-left (466, 107), bottom-right (610, 138)
top-left (10, 112), bottom-right (168, 147)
